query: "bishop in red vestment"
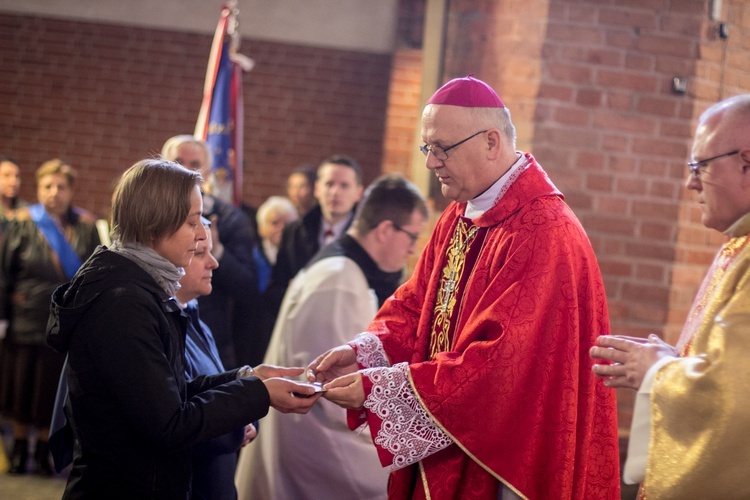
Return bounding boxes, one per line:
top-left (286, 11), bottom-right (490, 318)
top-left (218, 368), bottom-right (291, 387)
top-left (309, 76), bottom-right (620, 500)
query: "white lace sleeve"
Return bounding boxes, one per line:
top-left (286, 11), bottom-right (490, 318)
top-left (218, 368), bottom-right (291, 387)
top-left (351, 332), bottom-right (390, 368)
top-left (363, 362), bottom-right (453, 471)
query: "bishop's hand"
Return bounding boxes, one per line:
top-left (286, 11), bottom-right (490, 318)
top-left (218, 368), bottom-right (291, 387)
top-left (307, 344), bottom-right (358, 384)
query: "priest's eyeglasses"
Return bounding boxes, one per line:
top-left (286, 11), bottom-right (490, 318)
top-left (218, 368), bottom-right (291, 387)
top-left (419, 130), bottom-right (488, 161)
top-left (687, 149), bottom-right (740, 178)
top-left (392, 223), bottom-right (420, 245)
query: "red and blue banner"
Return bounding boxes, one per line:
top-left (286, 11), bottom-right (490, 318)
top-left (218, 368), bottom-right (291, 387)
top-left (195, 5), bottom-right (246, 205)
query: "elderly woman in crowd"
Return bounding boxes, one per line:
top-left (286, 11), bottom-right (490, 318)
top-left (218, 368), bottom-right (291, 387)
top-left (253, 196), bottom-right (298, 294)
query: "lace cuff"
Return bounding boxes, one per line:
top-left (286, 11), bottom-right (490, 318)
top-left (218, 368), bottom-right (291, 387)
top-left (363, 362), bottom-right (452, 470)
top-left (351, 332), bottom-right (390, 368)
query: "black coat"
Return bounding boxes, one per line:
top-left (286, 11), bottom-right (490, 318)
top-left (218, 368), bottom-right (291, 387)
top-left (0, 206), bottom-right (100, 344)
top-left (265, 204), bottom-right (325, 315)
top-left (198, 195), bottom-right (258, 368)
top-left (47, 248), bottom-right (269, 500)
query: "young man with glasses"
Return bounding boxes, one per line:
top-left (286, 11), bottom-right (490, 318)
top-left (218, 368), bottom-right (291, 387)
top-left (591, 94), bottom-right (750, 498)
top-left (236, 174), bottom-right (427, 500)
top-left (306, 76), bottom-right (620, 499)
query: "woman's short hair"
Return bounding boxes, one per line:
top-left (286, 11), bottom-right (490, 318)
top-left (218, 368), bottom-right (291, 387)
top-left (110, 159), bottom-right (203, 245)
top-left (256, 196), bottom-right (298, 229)
top-left (36, 159), bottom-right (77, 187)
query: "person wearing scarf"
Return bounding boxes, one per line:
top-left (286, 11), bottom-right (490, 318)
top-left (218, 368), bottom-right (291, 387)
top-left (46, 159), bottom-right (321, 499)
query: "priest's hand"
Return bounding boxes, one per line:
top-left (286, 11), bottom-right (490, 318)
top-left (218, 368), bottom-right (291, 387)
top-left (306, 345), bottom-right (358, 384)
top-left (590, 334), bottom-right (678, 390)
top-left (322, 372), bottom-right (365, 410)
top-left (263, 377), bottom-right (323, 414)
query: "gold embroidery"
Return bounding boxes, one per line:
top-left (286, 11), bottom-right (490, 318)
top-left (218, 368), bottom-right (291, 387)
top-left (430, 220), bottom-right (479, 358)
top-left (678, 234), bottom-right (750, 354)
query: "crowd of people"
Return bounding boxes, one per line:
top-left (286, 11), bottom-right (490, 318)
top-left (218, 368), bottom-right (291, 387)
top-left (0, 75), bottom-right (747, 499)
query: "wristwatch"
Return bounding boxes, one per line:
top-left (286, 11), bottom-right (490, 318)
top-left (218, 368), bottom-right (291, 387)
top-left (237, 365), bottom-right (255, 379)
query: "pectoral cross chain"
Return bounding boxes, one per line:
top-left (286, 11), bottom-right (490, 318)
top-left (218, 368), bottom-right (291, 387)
top-left (441, 270), bottom-right (457, 313)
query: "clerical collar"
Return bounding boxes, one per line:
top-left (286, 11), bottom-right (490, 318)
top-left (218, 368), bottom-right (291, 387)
top-left (465, 152), bottom-right (528, 219)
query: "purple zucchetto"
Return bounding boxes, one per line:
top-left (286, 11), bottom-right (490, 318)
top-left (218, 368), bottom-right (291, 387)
top-left (426, 75), bottom-right (505, 108)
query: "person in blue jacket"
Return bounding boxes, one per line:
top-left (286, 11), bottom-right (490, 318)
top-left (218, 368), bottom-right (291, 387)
top-left (178, 218), bottom-right (255, 499)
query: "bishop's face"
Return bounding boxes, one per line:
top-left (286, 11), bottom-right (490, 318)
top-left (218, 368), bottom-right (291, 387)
top-left (421, 104), bottom-right (495, 203)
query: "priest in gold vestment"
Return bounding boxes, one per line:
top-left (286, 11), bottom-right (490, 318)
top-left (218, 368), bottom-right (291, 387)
top-left (591, 94), bottom-right (750, 499)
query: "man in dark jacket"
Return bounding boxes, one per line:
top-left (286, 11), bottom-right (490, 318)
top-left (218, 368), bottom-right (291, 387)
top-left (265, 155), bottom-right (364, 319)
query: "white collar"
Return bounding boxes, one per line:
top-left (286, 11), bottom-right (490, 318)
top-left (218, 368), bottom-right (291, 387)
top-left (465, 153), bottom-right (528, 219)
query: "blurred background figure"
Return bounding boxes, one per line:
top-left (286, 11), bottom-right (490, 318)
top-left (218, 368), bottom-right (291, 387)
top-left (0, 156), bottom-right (26, 475)
top-left (266, 155), bottom-right (364, 319)
top-left (254, 196), bottom-right (298, 294)
top-left (249, 196), bottom-right (298, 367)
top-left (0, 157), bottom-right (27, 235)
top-left (286, 166), bottom-right (317, 217)
top-left (236, 174), bottom-right (428, 500)
top-left (161, 135), bottom-right (258, 368)
top-left (179, 218), bottom-right (255, 500)
top-left (0, 159), bottom-right (100, 475)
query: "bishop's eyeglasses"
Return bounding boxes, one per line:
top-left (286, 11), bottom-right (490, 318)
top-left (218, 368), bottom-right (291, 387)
top-left (687, 149), bottom-right (740, 178)
top-left (419, 130), bottom-right (488, 161)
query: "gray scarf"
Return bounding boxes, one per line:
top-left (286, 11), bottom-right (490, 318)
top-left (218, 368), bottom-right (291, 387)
top-left (109, 240), bottom-right (184, 297)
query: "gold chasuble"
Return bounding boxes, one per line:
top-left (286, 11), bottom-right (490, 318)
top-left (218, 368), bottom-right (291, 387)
top-left (643, 214), bottom-right (750, 499)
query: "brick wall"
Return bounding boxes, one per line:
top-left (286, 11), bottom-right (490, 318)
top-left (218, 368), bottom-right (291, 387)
top-left (0, 13), bottom-right (391, 216)
top-left (436, 0), bottom-right (750, 431)
top-left (382, 48), bottom-right (423, 177)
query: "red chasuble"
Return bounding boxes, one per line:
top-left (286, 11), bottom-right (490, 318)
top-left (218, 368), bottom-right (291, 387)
top-left (351, 155), bottom-right (620, 499)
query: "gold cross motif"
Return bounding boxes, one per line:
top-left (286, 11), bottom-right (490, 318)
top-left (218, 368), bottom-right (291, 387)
top-left (440, 270), bottom-right (456, 313)
top-left (430, 220), bottom-right (479, 357)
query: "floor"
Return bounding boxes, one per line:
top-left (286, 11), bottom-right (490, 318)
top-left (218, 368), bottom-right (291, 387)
top-left (0, 420), bottom-right (68, 499)
top-left (0, 419), bottom-right (639, 500)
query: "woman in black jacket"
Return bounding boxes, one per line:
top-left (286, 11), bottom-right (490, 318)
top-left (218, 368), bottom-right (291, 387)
top-left (46, 159), bottom-right (320, 499)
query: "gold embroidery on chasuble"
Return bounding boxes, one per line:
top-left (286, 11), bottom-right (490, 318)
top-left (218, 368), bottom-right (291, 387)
top-left (429, 218), bottom-right (484, 359)
top-left (677, 234), bottom-right (750, 355)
